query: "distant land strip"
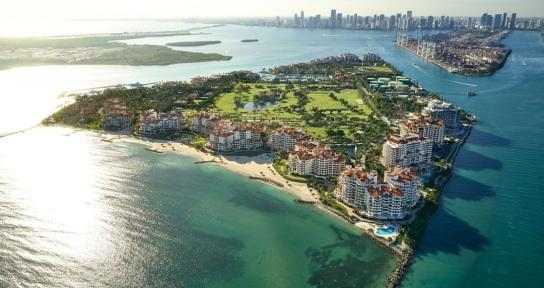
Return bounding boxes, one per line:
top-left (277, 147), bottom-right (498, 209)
top-left (167, 41), bottom-right (221, 47)
top-left (0, 27), bottom-right (231, 70)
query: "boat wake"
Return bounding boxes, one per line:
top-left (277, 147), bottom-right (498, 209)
top-left (448, 80), bottom-right (478, 87)
top-left (411, 63), bottom-right (429, 74)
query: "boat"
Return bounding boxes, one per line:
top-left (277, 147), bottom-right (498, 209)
top-left (468, 90), bottom-right (477, 97)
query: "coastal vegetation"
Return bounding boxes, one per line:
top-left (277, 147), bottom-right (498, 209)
top-left (48, 71), bottom-right (259, 130)
top-left (0, 30), bottom-right (231, 69)
top-left (46, 53), bottom-right (473, 288)
top-left (212, 84), bottom-right (377, 142)
top-left (396, 185), bottom-right (440, 248)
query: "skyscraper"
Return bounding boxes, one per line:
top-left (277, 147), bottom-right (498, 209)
top-left (493, 14), bottom-right (502, 30)
top-left (510, 13), bottom-right (517, 30)
top-left (300, 11), bottom-right (305, 27)
top-left (481, 13), bottom-right (488, 27)
top-left (427, 15), bottom-right (434, 29)
top-left (502, 12), bottom-right (508, 28)
top-left (407, 10), bottom-right (413, 30)
top-left (389, 15), bottom-right (396, 30)
top-left (330, 9), bottom-right (337, 28)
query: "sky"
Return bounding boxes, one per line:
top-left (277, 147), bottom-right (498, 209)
top-left (2, 0), bottom-right (543, 20)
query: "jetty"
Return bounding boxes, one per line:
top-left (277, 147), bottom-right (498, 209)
top-left (295, 199), bottom-right (317, 204)
top-left (194, 160), bottom-right (218, 164)
top-left (145, 147), bottom-right (164, 153)
top-left (249, 176), bottom-right (285, 187)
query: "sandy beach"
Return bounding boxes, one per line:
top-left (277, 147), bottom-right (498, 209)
top-left (99, 132), bottom-right (387, 238)
top-left (108, 135), bottom-right (318, 203)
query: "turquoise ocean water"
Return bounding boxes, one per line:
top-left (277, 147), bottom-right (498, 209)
top-left (1, 22), bottom-right (543, 287)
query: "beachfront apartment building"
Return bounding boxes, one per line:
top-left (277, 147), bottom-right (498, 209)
top-left (138, 109), bottom-right (182, 137)
top-left (336, 166), bottom-right (420, 220)
top-left (364, 184), bottom-right (405, 220)
top-left (268, 127), bottom-right (309, 152)
top-left (102, 98), bottom-right (132, 131)
top-left (384, 167), bottom-right (420, 209)
top-left (208, 122), bottom-right (264, 153)
top-left (288, 143), bottom-right (346, 177)
top-left (422, 99), bottom-right (460, 133)
top-left (191, 112), bottom-right (220, 135)
top-left (400, 113), bottom-right (445, 145)
top-left (336, 167), bottom-right (378, 210)
top-left (381, 134), bottom-right (433, 169)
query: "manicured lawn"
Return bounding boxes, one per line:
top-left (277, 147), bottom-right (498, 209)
top-left (360, 65), bottom-right (397, 75)
top-left (305, 91), bottom-right (346, 111)
top-left (215, 83), bottom-right (294, 114)
top-left (336, 89), bottom-right (361, 105)
top-left (213, 84), bottom-right (371, 142)
top-left (304, 126), bottom-right (329, 139)
top-left (214, 91), bottom-right (237, 113)
top-left (276, 91), bottom-right (298, 108)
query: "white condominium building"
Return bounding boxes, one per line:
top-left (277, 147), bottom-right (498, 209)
top-left (364, 184), bottom-right (405, 220)
top-left (336, 167), bottom-right (378, 210)
top-left (268, 127), bottom-right (309, 152)
top-left (288, 143), bottom-right (346, 177)
top-left (191, 112), bottom-right (220, 135)
top-left (400, 113), bottom-right (445, 145)
top-left (335, 166), bottom-right (420, 220)
top-left (102, 98), bottom-right (131, 131)
top-left (139, 109), bottom-right (182, 137)
top-left (422, 99), bottom-right (460, 132)
top-left (385, 167), bottom-right (420, 209)
top-left (381, 134), bottom-right (433, 169)
top-left (208, 122), bottom-right (264, 153)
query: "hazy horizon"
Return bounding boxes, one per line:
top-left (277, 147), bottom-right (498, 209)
top-left (2, 0), bottom-right (543, 21)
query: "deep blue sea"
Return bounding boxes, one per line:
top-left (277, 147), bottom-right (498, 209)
top-left (1, 21), bottom-right (543, 287)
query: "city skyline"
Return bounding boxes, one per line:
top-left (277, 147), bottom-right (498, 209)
top-left (2, 0), bottom-right (544, 21)
top-left (269, 9), bottom-right (539, 31)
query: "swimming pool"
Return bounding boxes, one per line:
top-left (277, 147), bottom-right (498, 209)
top-left (374, 225), bottom-right (399, 238)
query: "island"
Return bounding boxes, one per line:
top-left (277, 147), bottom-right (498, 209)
top-left (241, 39), bottom-right (259, 43)
top-left (166, 40), bottom-right (222, 47)
top-left (0, 29), bottom-right (231, 70)
top-left (45, 53), bottom-right (474, 287)
top-left (396, 30), bottom-right (511, 76)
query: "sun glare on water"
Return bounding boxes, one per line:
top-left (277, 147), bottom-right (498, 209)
top-left (0, 128), bottom-right (114, 261)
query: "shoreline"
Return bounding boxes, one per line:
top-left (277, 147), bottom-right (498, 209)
top-left (396, 31), bottom-right (512, 77)
top-left (385, 124), bottom-right (473, 288)
top-left (102, 132), bottom-right (319, 204)
top-left (98, 130), bottom-right (406, 244)
top-left (0, 26), bottom-right (232, 71)
top-left (398, 44), bottom-right (509, 76)
top-left (45, 51), bottom-right (475, 287)
top-left (98, 126), bottom-right (472, 288)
